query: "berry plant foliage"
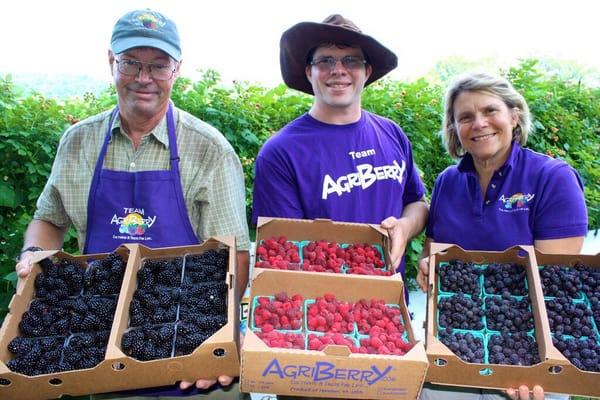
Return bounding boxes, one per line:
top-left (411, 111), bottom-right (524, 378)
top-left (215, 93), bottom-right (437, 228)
top-left (121, 249), bottom-right (229, 361)
top-left (251, 291), bottom-right (413, 356)
top-left (7, 252), bottom-right (125, 375)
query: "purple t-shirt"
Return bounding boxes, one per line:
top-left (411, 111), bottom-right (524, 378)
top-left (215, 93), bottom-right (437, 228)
top-left (426, 142), bottom-right (588, 250)
top-left (252, 111), bottom-right (426, 273)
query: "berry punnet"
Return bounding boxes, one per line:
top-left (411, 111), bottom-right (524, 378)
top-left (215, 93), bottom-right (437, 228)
top-left (62, 331), bottom-right (110, 370)
top-left (483, 262), bottom-right (527, 296)
top-left (35, 257), bottom-right (84, 298)
top-left (553, 335), bottom-right (600, 372)
top-left (353, 298), bottom-right (405, 336)
top-left (344, 243), bottom-right (391, 276)
top-left (255, 236), bottom-right (301, 270)
top-left (258, 331), bottom-right (305, 350)
top-left (545, 296), bottom-right (594, 338)
top-left (487, 331), bottom-right (540, 366)
top-left (358, 325), bottom-right (413, 356)
top-left (438, 259), bottom-right (481, 295)
top-left (7, 336), bottom-right (66, 375)
top-left (306, 293), bottom-right (354, 333)
top-left (84, 252), bottom-right (126, 295)
top-left (301, 240), bottom-right (345, 273)
top-left (438, 294), bottom-right (484, 330)
top-left (439, 329), bottom-right (485, 363)
top-left (121, 324), bottom-right (175, 361)
top-left (539, 265), bottom-right (582, 299)
top-left (183, 249), bottom-right (228, 286)
top-left (308, 332), bottom-right (359, 352)
top-left (485, 293), bottom-right (534, 333)
top-left (253, 292), bottom-right (303, 331)
top-left (137, 257), bottom-right (183, 290)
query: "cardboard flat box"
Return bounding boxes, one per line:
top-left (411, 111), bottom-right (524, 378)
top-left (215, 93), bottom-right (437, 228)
top-left (0, 237), bottom-right (239, 399)
top-left (425, 243), bottom-right (600, 398)
top-left (241, 269), bottom-right (428, 399)
top-left (254, 217), bottom-right (394, 275)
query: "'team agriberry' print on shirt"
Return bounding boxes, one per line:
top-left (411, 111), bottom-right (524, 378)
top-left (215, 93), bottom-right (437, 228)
top-left (252, 111), bottom-right (426, 226)
top-left (426, 142), bottom-right (588, 251)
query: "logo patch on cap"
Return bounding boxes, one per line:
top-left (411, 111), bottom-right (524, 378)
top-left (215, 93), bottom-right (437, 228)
top-left (136, 12), bottom-right (165, 30)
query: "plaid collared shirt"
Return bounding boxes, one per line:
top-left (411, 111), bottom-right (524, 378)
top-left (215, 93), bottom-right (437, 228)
top-left (34, 106), bottom-right (250, 251)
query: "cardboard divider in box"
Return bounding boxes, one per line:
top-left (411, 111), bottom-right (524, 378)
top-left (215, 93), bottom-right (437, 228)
top-left (0, 246), bottom-right (131, 399)
top-left (0, 237), bottom-right (239, 399)
top-left (255, 216), bottom-right (395, 275)
top-left (241, 268), bottom-right (428, 399)
top-left (425, 243), bottom-right (600, 398)
top-left (530, 250), bottom-right (600, 397)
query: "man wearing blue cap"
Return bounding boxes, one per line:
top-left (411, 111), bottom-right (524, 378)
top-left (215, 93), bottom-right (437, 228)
top-left (15, 8), bottom-right (248, 399)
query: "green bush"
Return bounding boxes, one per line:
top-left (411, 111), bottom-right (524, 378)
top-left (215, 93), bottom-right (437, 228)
top-left (1, 60), bottom-right (598, 319)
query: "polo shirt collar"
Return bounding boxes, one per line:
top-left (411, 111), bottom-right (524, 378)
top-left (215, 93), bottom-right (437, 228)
top-left (457, 141), bottom-right (521, 175)
top-left (110, 112), bottom-right (171, 148)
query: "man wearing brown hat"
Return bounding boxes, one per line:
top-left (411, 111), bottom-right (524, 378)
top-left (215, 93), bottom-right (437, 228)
top-left (252, 15), bottom-right (428, 279)
top-left (15, 8), bottom-right (248, 399)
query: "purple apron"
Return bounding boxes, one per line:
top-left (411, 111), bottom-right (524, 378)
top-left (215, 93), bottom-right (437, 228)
top-left (85, 104), bottom-right (213, 396)
top-left (84, 103), bottom-right (199, 254)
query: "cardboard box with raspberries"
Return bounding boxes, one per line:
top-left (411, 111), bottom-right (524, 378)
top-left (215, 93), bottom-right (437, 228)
top-left (241, 217), bottom-right (428, 400)
top-left (253, 217), bottom-right (395, 276)
top-left (425, 243), bottom-right (600, 398)
top-left (0, 237), bottom-right (239, 399)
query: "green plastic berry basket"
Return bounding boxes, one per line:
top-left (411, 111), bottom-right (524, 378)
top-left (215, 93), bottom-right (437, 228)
top-left (304, 299), bottom-right (357, 336)
top-left (544, 297), bottom-right (595, 339)
top-left (486, 331), bottom-right (540, 366)
top-left (436, 293), bottom-right (486, 333)
top-left (538, 265), bottom-right (585, 301)
top-left (436, 328), bottom-right (486, 364)
top-left (250, 296), bottom-right (303, 334)
top-left (341, 243), bottom-right (389, 275)
top-left (482, 263), bottom-right (529, 297)
top-left (298, 240), bottom-right (346, 274)
top-left (483, 294), bottom-right (535, 335)
top-left (255, 239), bottom-right (302, 271)
top-left (436, 261), bottom-right (485, 297)
top-left (306, 331), bottom-right (359, 352)
top-left (355, 303), bottom-right (408, 341)
top-left (122, 322), bottom-right (177, 359)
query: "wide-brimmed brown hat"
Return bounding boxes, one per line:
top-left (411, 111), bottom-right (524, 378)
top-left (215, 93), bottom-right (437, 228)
top-left (280, 14), bottom-right (398, 94)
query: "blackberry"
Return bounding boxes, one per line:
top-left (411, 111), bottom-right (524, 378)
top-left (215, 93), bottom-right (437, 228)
top-left (175, 322), bottom-right (210, 356)
top-left (485, 294), bottom-right (534, 333)
top-left (483, 262), bottom-right (527, 296)
top-left (183, 250), bottom-right (228, 285)
top-left (6, 336), bottom-right (65, 376)
top-left (84, 252), bottom-right (126, 295)
top-left (553, 335), bottom-right (600, 372)
top-left (438, 294), bottom-right (484, 330)
top-left (488, 332), bottom-right (540, 365)
top-left (438, 259), bottom-right (481, 295)
top-left (63, 331), bottom-right (108, 370)
top-left (121, 324), bottom-right (175, 361)
top-left (138, 258), bottom-right (183, 289)
top-left (540, 265), bottom-right (582, 298)
top-left (129, 289), bottom-right (179, 327)
top-left (438, 329), bottom-right (484, 363)
top-left (545, 297), bottom-right (594, 337)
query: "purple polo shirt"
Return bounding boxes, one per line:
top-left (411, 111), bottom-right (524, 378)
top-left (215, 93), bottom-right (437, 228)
top-left (252, 111), bottom-right (426, 273)
top-left (426, 142), bottom-right (588, 250)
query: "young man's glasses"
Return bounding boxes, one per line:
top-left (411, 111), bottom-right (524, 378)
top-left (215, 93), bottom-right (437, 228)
top-left (310, 56), bottom-right (367, 72)
top-left (115, 59), bottom-right (177, 81)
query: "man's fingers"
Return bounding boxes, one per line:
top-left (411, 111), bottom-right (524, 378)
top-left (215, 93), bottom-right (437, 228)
top-left (217, 375), bottom-right (234, 386)
top-left (532, 385), bottom-right (544, 400)
top-left (519, 385), bottom-right (530, 399)
top-left (179, 380), bottom-right (194, 390)
top-left (15, 260), bottom-right (32, 278)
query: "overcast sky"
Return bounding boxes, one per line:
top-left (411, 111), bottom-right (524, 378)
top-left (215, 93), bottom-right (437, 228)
top-left (2, 0), bottom-right (598, 86)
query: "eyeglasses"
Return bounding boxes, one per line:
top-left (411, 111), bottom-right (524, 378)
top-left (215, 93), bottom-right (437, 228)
top-left (310, 56), bottom-right (367, 72)
top-left (115, 58), bottom-right (177, 81)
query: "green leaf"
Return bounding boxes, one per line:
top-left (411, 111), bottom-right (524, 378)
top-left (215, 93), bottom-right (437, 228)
top-left (0, 181), bottom-right (17, 208)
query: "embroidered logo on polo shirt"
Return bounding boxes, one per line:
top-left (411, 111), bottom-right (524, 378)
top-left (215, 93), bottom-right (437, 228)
top-left (321, 160), bottom-right (406, 200)
top-left (499, 192), bottom-right (535, 212)
top-left (110, 208), bottom-right (157, 241)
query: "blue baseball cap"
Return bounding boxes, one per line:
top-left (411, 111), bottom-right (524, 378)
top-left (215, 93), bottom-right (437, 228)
top-left (111, 9), bottom-right (181, 61)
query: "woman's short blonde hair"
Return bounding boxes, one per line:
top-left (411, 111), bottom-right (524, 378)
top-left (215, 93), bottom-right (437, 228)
top-left (442, 72), bottom-right (531, 158)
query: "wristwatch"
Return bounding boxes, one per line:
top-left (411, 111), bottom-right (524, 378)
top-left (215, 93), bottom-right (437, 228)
top-left (16, 246), bottom-right (44, 261)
